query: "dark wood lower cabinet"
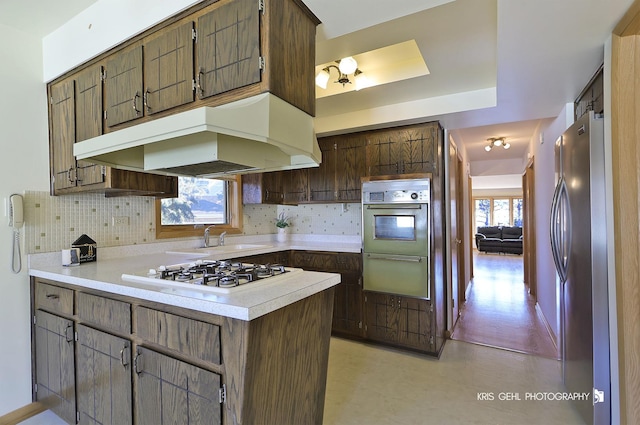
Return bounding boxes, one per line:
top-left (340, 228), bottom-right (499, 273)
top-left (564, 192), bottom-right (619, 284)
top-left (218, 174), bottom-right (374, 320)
top-left (135, 347), bottom-right (221, 425)
top-left (31, 277), bottom-right (335, 425)
top-left (76, 324), bottom-right (132, 425)
top-left (235, 250), bottom-right (435, 349)
top-left (34, 310), bottom-right (76, 424)
top-left (332, 271), bottom-right (363, 337)
top-left (364, 291), bottom-right (434, 353)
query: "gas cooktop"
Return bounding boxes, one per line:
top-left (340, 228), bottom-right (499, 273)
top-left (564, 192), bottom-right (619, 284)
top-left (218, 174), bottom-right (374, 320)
top-left (121, 259), bottom-right (302, 294)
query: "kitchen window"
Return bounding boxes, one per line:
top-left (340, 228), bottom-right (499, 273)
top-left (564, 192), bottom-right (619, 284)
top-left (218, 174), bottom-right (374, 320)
top-left (474, 196), bottom-right (523, 228)
top-left (155, 176), bottom-right (242, 239)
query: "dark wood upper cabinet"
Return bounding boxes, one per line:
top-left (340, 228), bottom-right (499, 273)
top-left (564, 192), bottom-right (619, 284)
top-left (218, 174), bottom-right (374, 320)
top-left (335, 136), bottom-right (366, 201)
top-left (143, 21), bottom-right (195, 114)
top-left (283, 168), bottom-right (309, 204)
top-left (49, 78), bottom-right (76, 192)
top-left (75, 65), bottom-right (105, 187)
top-left (196, 0), bottom-right (261, 98)
top-left (104, 44), bottom-right (144, 128)
top-left (367, 122), bottom-right (440, 176)
top-left (48, 64), bottom-right (178, 197)
top-left (308, 139), bottom-right (337, 202)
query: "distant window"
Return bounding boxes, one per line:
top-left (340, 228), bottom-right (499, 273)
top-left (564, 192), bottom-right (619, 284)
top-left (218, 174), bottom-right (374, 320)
top-left (512, 198), bottom-right (523, 227)
top-left (156, 176), bottom-right (242, 239)
top-left (474, 196), bottom-right (523, 229)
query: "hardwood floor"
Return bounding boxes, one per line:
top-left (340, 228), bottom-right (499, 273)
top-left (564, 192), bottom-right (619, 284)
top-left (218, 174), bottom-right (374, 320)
top-left (451, 252), bottom-right (558, 359)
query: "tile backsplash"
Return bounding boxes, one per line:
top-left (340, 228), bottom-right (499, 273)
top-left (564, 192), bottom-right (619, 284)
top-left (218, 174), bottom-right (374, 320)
top-left (23, 191), bottom-right (361, 254)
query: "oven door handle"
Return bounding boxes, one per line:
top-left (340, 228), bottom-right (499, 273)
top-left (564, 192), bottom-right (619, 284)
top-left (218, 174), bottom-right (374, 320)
top-left (365, 204), bottom-right (423, 210)
top-left (365, 253), bottom-right (423, 262)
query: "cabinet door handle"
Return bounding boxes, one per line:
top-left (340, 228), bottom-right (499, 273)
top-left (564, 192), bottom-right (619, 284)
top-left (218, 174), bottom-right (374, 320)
top-left (67, 167), bottom-right (74, 183)
top-left (65, 324), bottom-right (74, 343)
top-left (120, 343), bottom-right (129, 368)
top-left (46, 294), bottom-right (59, 300)
top-left (132, 91), bottom-right (141, 115)
top-left (134, 351), bottom-right (143, 374)
top-left (143, 88), bottom-right (151, 112)
top-left (196, 68), bottom-right (204, 98)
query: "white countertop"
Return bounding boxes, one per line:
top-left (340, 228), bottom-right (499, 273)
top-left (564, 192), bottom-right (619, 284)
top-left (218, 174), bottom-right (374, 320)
top-left (29, 236), bottom-right (360, 321)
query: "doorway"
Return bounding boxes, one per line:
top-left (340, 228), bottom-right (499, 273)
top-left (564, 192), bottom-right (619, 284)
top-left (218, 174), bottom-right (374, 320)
top-left (452, 173), bottom-right (555, 358)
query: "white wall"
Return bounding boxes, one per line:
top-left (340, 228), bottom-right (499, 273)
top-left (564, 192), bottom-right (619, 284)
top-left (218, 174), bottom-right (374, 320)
top-left (0, 24), bottom-right (51, 415)
top-left (470, 157), bottom-right (525, 176)
top-left (527, 103), bottom-right (573, 342)
top-left (43, 0), bottom-right (200, 81)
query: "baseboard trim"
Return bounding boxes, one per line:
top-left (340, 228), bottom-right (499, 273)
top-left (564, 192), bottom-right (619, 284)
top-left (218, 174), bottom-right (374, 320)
top-left (0, 402), bottom-right (46, 425)
top-left (535, 302), bottom-right (558, 354)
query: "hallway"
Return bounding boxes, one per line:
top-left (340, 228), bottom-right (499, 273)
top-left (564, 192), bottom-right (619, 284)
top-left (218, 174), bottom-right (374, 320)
top-left (451, 252), bottom-right (558, 359)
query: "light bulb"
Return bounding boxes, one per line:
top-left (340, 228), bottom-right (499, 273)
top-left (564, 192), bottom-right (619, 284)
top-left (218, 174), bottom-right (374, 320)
top-left (338, 57), bottom-right (358, 75)
top-left (354, 70), bottom-right (369, 91)
top-left (315, 69), bottom-right (330, 89)
top-left (484, 145), bottom-right (492, 152)
top-left (503, 142), bottom-right (511, 149)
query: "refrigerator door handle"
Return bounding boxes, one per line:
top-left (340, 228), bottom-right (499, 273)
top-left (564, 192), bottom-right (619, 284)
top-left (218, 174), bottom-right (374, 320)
top-left (550, 180), bottom-right (562, 276)
top-left (559, 179), bottom-right (572, 278)
top-left (550, 177), bottom-right (569, 282)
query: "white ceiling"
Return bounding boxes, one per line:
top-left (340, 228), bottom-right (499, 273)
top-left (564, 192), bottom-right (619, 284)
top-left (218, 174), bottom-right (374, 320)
top-left (0, 0), bottom-right (633, 171)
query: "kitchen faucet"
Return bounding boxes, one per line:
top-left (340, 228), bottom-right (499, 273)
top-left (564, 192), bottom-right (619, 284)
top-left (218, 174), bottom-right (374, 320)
top-left (204, 227), bottom-right (227, 247)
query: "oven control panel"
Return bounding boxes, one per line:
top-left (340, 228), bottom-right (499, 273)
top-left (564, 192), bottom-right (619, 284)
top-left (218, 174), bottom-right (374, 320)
top-left (362, 179), bottom-right (430, 204)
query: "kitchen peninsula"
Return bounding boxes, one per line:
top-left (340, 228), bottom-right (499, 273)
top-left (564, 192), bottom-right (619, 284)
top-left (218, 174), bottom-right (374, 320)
top-left (29, 242), bottom-right (342, 425)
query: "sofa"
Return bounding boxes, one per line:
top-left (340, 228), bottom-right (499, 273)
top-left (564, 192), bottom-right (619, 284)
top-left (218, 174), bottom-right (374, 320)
top-left (475, 226), bottom-right (523, 255)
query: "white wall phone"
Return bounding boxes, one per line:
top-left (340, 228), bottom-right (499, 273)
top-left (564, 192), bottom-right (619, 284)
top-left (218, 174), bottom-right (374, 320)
top-left (9, 194), bottom-right (24, 273)
top-left (9, 194), bottom-right (24, 229)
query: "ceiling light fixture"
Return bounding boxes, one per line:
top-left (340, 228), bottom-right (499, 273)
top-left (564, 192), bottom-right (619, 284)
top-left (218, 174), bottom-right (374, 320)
top-left (315, 57), bottom-right (369, 91)
top-left (484, 137), bottom-right (511, 152)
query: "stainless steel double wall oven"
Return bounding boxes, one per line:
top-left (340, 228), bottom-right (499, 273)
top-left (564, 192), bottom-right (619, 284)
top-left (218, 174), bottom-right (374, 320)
top-left (362, 178), bottom-right (431, 298)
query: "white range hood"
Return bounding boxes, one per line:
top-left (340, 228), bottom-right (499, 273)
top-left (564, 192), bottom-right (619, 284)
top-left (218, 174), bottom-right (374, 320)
top-left (74, 93), bottom-right (321, 178)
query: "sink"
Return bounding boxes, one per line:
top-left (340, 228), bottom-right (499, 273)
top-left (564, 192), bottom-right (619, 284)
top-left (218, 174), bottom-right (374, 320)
top-left (166, 244), bottom-right (272, 256)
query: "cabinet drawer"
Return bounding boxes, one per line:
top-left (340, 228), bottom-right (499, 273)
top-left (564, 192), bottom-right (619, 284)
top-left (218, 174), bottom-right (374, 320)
top-left (135, 306), bottom-right (221, 365)
top-left (35, 281), bottom-right (74, 316)
top-left (77, 292), bottom-right (131, 334)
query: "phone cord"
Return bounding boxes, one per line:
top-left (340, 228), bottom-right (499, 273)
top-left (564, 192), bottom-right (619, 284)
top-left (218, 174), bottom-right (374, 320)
top-left (12, 229), bottom-right (21, 274)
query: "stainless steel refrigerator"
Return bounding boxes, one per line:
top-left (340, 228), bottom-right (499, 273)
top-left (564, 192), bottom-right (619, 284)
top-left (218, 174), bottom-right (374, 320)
top-left (550, 111), bottom-right (610, 424)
